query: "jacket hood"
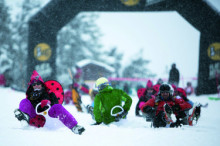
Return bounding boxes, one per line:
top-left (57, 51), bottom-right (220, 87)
top-left (146, 80), bottom-right (153, 89)
top-left (26, 70), bottom-right (45, 97)
top-left (28, 70), bottom-right (44, 85)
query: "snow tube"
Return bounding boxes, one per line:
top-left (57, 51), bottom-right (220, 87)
top-left (45, 80), bottom-right (64, 104)
top-left (137, 88), bottom-right (146, 98)
top-left (29, 115), bottom-right (46, 128)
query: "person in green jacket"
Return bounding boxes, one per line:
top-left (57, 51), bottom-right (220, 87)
top-left (87, 77), bottom-right (132, 125)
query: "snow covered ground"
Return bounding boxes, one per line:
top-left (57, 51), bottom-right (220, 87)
top-left (0, 87), bottom-right (220, 146)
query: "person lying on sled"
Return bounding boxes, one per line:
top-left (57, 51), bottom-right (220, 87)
top-left (14, 70), bottom-right (85, 135)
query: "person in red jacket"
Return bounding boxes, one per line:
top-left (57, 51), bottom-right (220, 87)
top-left (171, 84), bottom-right (194, 107)
top-left (141, 83), bottom-right (192, 128)
top-left (135, 80), bottom-right (154, 117)
top-left (185, 82), bottom-right (194, 95)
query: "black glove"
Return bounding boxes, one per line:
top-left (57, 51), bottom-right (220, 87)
top-left (176, 111), bottom-right (186, 119)
top-left (170, 119), bottom-right (183, 128)
top-left (164, 104), bottom-right (172, 114)
top-left (49, 92), bottom-right (59, 104)
top-left (91, 122), bottom-right (102, 125)
top-left (135, 111), bottom-right (141, 117)
top-left (115, 111), bottom-right (128, 122)
top-left (142, 106), bottom-right (155, 114)
top-left (172, 104), bottom-right (181, 112)
top-left (30, 91), bottom-right (42, 100)
top-left (142, 106), bottom-right (155, 120)
top-left (136, 113), bottom-right (142, 117)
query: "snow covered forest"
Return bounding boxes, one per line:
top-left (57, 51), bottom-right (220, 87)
top-left (0, 0), bottom-right (155, 91)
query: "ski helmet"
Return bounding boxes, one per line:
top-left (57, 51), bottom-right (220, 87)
top-left (159, 83), bottom-right (173, 95)
top-left (95, 77), bottom-right (110, 91)
top-left (156, 78), bottom-right (163, 85)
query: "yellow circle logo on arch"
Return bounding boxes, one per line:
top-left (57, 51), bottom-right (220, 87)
top-left (34, 43), bottom-right (52, 61)
top-left (120, 0), bottom-right (140, 6)
top-left (207, 42), bottom-right (220, 61)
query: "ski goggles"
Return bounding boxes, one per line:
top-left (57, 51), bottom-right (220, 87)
top-left (97, 82), bottom-right (111, 91)
top-left (32, 82), bottom-right (42, 86)
top-left (160, 91), bottom-right (170, 94)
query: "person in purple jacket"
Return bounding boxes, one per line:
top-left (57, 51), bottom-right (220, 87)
top-left (14, 70), bottom-right (85, 135)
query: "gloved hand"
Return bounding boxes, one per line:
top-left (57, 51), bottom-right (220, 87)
top-left (144, 106), bottom-right (156, 120)
top-left (31, 91), bottom-right (42, 100)
top-left (170, 119), bottom-right (183, 128)
top-left (41, 100), bottom-right (51, 108)
top-left (115, 111), bottom-right (128, 122)
top-left (91, 122), bottom-right (102, 125)
top-left (143, 106), bottom-right (155, 114)
top-left (135, 111), bottom-right (141, 117)
top-left (121, 111), bottom-right (128, 118)
top-left (176, 111), bottom-right (186, 119)
top-left (172, 104), bottom-right (181, 112)
top-left (138, 102), bottom-right (145, 109)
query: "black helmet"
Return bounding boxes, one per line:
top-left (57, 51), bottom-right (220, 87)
top-left (159, 83), bottom-right (173, 95)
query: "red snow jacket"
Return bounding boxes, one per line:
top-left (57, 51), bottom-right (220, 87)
top-left (140, 95), bottom-right (192, 116)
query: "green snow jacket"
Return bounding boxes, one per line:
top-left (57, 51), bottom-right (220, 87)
top-left (93, 86), bottom-right (132, 124)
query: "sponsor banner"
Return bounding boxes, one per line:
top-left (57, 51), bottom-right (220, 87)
top-left (120, 0), bottom-right (140, 6)
top-left (108, 77), bottom-right (197, 82)
top-left (34, 43), bottom-right (52, 62)
top-left (207, 42), bottom-right (220, 61)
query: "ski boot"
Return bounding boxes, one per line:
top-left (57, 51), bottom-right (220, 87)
top-left (86, 105), bottom-right (93, 114)
top-left (71, 125), bottom-right (85, 135)
top-left (86, 105), bottom-right (95, 120)
top-left (14, 109), bottom-right (30, 125)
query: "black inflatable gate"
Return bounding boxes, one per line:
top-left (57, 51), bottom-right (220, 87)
top-left (28, 0), bottom-right (220, 95)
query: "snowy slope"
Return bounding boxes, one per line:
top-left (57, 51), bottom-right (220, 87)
top-left (0, 87), bottom-right (220, 146)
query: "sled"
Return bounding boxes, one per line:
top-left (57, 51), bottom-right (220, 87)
top-left (29, 80), bottom-right (64, 128)
top-left (208, 97), bottom-right (220, 101)
top-left (200, 103), bottom-right (209, 108)
top-left (111, 105), bottom-right (125, 122)
top-left (188, 102), bottom-right (202, 126)
top-left (29, 103), bottom-right (51, 128)
top-left (45, 80), bottom-right (64, 104)
top-left (111, 105), bottom-right (124, 117)
top-left (72, 88), bottom-right (83, 112)
top-left (137, 88), bottom-right (146, 98)
top-left (163, 104), bottom-right (173, 125)
top-left (31, 102), bottom-right (63, 129)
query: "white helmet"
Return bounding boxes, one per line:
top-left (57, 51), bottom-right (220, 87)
top-left (159, 83), bottom-right (174, 96)
top-left (95, 77), bottom-right (110, 91)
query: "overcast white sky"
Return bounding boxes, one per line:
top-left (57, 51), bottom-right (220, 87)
top-left (95, 0), bottom-right (220, 80)
top-left (6, 0), bottom-right (220, 82)
top-left (96, 12), bottom-right (200, 80)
